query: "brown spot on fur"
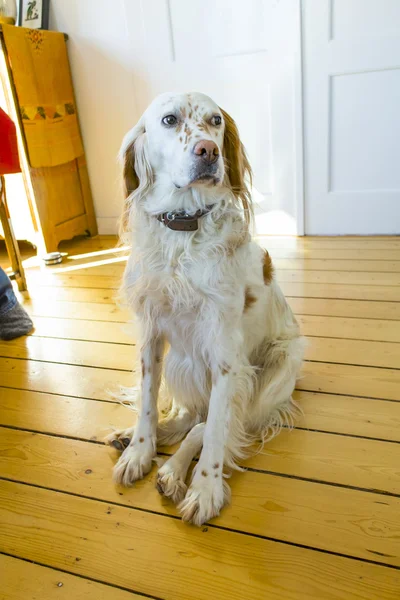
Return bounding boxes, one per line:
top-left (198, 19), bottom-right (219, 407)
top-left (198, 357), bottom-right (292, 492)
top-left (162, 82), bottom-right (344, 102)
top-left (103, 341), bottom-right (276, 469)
top-left (213, 463), bottom-right (220, 469)
top-left (146, 410), bottom-right (150, 416)
top-left (225, 231), bottom-right (248, 257)
top-left (201, 470), bottom-right (208, 477)
top-left (244, 287), bottom-right (257, 312)
top-left (181, 107), bottom-right (187, 119)
top-left (215, 473), bottom-right (219, 478)
top-left (139, 437), bottom-right (144, 443)
top-left (156, 355), bottom-right (162, 363)
top-left (221, 364), bottom-right (231, 376)
top-left (225, 242), bottom-right (235, 257)
top-left (141, 359), bottom-right (145, 378)
top-left (188, 111), bottom-right (193, 119)
top-left (179, 136), bottom-right (183, 142)
top-left (184, 124), bottom-right (192, 136)
top-left (176, 121), bottom-right (183, 134)
top-left (262, 250), bottom-right (274, 285)
top-left (194, 104), bottom-right (199, 111)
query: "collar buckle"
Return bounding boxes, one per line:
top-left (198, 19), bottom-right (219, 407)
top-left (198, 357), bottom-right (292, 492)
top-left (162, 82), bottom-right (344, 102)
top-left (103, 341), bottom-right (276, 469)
top-left (157, 206), bottom-right (214, 231)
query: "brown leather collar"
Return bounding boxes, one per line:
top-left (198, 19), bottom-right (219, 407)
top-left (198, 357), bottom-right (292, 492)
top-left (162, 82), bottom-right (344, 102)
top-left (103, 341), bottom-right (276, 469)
top-left (156, 206), bottom-right (214, 231)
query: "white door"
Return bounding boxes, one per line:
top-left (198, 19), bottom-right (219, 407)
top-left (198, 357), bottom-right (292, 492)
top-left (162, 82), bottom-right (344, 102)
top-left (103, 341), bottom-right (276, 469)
top-left (303, 0), bottom-right (400, 235)
top-left (123, 0), bottom-right (304, 235)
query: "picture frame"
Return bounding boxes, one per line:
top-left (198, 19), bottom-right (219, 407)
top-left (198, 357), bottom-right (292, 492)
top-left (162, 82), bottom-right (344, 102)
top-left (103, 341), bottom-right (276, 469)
top-left (18, 0), bottom-right (49, 29)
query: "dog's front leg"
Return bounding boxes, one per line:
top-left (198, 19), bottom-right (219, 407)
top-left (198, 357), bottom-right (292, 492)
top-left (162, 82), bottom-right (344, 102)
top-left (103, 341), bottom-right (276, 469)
top-left (179, 360), bottom-right (237, 525)
top-left (113, 336), bottom-right (163, 486)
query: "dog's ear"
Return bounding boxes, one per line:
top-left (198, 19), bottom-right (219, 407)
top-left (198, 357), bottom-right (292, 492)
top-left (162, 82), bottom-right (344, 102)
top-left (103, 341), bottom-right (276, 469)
top-left (119, 118), bottom-right (153, 233)
top-left (220, 108), bottom-right (253, 227)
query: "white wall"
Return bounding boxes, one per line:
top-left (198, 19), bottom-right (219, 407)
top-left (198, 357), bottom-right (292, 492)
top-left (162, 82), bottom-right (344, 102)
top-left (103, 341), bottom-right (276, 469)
top-left (50, 0), bottom-right (139, 234)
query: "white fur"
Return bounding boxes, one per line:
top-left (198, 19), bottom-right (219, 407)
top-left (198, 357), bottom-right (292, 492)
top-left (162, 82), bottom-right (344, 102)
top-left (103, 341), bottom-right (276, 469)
top-left (107, 92), bottom-right (305, 526)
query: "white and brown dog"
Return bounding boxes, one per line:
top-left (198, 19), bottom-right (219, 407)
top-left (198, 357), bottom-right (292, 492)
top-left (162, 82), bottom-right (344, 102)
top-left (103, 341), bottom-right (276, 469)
top-left (107, 92), bottom-right (305, 526)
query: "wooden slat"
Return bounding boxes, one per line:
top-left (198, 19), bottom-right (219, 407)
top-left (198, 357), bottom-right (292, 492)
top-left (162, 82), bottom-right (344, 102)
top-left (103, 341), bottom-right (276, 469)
top-left (1, 480), bottom-right (399, 600)
top-left (1, 389), bottom-right (399, 494)
top-left (258, 237), bottom-right (400, 249)
top-left (298, 315), bottom-right (400, 342)
top-left (301, 361), bottom-right (400, 401)
top-left (23, 257), bottom-right (400, 275)
top-left (1, 332), bottom-right (399, 371)
top-left (288, 297), bottom-right (400, 320)
top-left (0, 554), bottom-right (146, 600)
top-left (20, 285), bottom-right (400, 319)
top-left (1, 387), bottom-right (399, 445)
top-left (281, 281), bottom-right (400, 302)
top-left (59, 234), bottom-right (400, 250)
top-left (1, 353), bottom-right (399, 411)
top-left (0, 357), bottom-right (133, 401)
top-left (1, 427), bottom-right (400, 566)
top-left (29, 314), bottom-right (400, 346)
top-left (21, 293), bottom-right (400, 323)
top-left (25, 258), bottom-right (127, 276)
top-left (274, 258), bottom-right (400, 272)
top-left (0, 337), bottom-right (136, 370)
top-left (5, 337), bottom-right (400, 397)
top-left (20, 286), bottom-right (117, 304)
top-left (0, 387), bottom-right (396, 443)
top-left (25, 269), bottom-right (400, 289)
top-left (0, 388), bottom-right (126, 442)
top-left (27, 273), bottom-right (120, 289)
top-left (297, 391), bottom-right (400, 442)
top-left (30, 316), bottom-right (134, 344)
top-left (305, 337), bottom-right (400, 369)
top-left (277, 270), bottom-right (400, 285)
top-left (247, 428), bottom-right (400, 495)
top-left (5, 236), bottom-right (400, 262)
top-left (23, 296), bottom-right (129, 322)
top-left (269, 248), bottom-right (400, 260)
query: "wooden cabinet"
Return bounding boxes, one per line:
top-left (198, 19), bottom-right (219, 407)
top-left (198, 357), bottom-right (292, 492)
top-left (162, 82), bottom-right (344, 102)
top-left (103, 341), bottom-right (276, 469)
top-left (0, 26), bottom-right (97, 253)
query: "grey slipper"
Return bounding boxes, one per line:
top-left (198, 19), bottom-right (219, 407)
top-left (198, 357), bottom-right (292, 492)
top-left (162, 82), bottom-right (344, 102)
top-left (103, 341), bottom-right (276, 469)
top-left (0, 302), bottom-right (34, 340)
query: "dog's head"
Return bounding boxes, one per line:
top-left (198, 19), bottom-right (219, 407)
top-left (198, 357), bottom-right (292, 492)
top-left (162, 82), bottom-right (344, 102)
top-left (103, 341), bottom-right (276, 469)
top-left (120, 92), bottom-right (252, 228)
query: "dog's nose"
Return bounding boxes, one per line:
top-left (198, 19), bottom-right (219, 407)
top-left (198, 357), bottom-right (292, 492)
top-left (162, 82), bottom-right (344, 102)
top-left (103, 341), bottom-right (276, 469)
top-left (193, 140), bottom-right (219, 164)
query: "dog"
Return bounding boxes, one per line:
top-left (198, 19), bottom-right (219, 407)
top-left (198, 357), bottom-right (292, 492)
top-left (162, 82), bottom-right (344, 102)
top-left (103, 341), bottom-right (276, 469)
top-left (106, 92), bottom-right (305, 526)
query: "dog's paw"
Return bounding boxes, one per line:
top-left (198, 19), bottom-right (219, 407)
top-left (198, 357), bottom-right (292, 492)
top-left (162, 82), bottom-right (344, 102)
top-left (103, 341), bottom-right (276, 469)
top-left (156, 462), bottom-right (187, 504)
top-left (105, 427), bottom-right (135, 452)
top-left (113, 439), bottom-right (155, 486)
top-left (178, 471), bottom-right (231, 526)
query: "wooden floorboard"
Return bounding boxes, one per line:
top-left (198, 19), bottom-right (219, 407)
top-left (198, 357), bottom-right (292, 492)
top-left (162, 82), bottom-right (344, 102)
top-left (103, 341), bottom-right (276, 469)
top-left (0, 554), bottom-right (147, 600)
top-left (1, 332), bottom-right (400, 370)
top-left (1, 235), bottom-right (400, 600)
top-left (1, 480), bottom-right (399, 600)
top-left (1, 387), bottom-right (399, 442)
top-left (1, 427), bottom-right (400, 567)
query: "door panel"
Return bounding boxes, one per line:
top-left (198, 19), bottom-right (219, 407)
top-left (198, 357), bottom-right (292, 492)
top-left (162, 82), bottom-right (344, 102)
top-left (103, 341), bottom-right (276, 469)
top-left (303, 0), bottom-right (400, 234)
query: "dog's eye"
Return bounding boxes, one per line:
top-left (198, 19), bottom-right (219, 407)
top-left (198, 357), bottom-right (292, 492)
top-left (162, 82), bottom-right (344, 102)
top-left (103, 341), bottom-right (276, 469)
top-left (211, 115), bottom-right (222, 126)
top-left (162, 115), bottom-right (177, 127)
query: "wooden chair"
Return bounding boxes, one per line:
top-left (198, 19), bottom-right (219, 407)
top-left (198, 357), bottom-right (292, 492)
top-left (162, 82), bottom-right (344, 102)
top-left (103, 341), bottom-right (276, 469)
top-left (0, 106), bottom-right (27, 291)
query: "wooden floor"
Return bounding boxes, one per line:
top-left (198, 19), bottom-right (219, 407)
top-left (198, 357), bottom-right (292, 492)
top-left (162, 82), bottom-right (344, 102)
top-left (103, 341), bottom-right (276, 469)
top-left (1, 235), bottom-right (400, 600)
